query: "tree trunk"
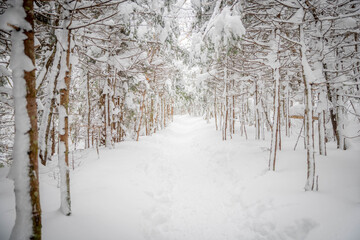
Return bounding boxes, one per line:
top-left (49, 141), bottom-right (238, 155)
top-left (285, 85), bottom-right (290, 137)
top-left (163, 98), bottom-right (166, 128)
top-left (136, 91), bottom-right (146, 141)
top-left (300, 24), bottom-right (316, 191)
top-left (9, 0), bottom-right (42, 238)
top-left (87, 71), bottom-right (91, 148)
top-left (232, 95), bottom-right (235, 135)
top-left (39, 40), bottom-right (60, 165)
top-left (223, 96), bottom-right (228, 141)
top-left (325, 80), bottom-right (340, 146)
top-left (107, 79), bottom-right (112, 146)
top-left (41, 98), bottom-right (56, 165)
top-left (318, 110), bottom-right (327, 155)
top-left (255, 80), bottom-right (260, 140)
top-left (171, 98), bottom-right (174, 122)
top-left (58, 13), bottom-right (72, 215)
top-left (269, 29), bottom-right (281, 171)
top-left (337, 96), bottom-right (347, 150)
top-left (220, 103), bottom-right (223, 133)
top-left (214, 87), bottom-right (218, 130)
top-left (51, 117), bottom-right (56, 156)
top-left (145, 98), bottom-right (149, 136)
top-left (222, 64), bottom-right (228, 141)
top-left (103, 82), bottom-right (111, 147)
top-left (150, 98), bottom-right (154, 134)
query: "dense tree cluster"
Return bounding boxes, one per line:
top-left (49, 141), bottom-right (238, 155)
top-left (188, 0), bottom-right (360, 191)
top-left (1, 0), bottom-right (187, 164)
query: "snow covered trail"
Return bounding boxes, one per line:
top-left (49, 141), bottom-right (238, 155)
top-left (1, 115), bottom-right (360, 240)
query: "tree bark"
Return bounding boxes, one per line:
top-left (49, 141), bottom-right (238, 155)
top-left (299, 24), bottom-right (316, 191)
top-left (24, 0), bottom-right (41, 237)
top-left (269, 29), bottom-right (281, 171)
top-left (9, 0), bottom-right (42, 239)
top-left (58, 13), bottom-right (72, 215)
top-left (136, 91), bottom-right (146, 141)
top-left (39, 52), bottom-right (60, 165)
top-left (214, 87), bottom-right (218, 130)
top-left (87, 71), bottom-right (91, 148)
top-left (51, 116), bottom-right (56, 156)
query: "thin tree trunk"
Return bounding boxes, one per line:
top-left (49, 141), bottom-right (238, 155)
top-left (214, 87), bottom-right (218, 130)
top-left (269, 29), bottom-right (281, 171)
top-left (223, 96), bottom-right (228, 140)
top-left (232, 95), bottom-right (235, 135)
top-left (278, 107), bottom-right (282, 151)
top-left (39, 40), bottom-right (60, 165)
top-left (58, 13), bottom-right (72, 215)
top-left (285, 85), bottom-right (290, 137)
top-left (103, 80), bottom-right (111, 147)
top-left (300, 24), bottom-right (316, 191)
top-left (51, 116), bottom-right (56, 156)
top-left (222, 63), bottom-right (228, 140)
top-left (145, 98), bottom-right (149, 136)
top-left (91, 128), bottom-right (94, 147)
top-left (136, 91), bottom-right (146, 141)
top-left (102, 94), bottom-right (107, 146)
top-left (318, 110), bottom-right (326, 155)
top-left (228, 97), bottom-right (232, 138)
top-left (171, 98), bottom-right (174, 122)
top-left (150, 98), bottom-right (154, 134)
top-left (41, 99), bottom-right (55, 165)
top-left (87, 72), bottom-right (91, 148)
top-left (220, 103), bottom-right (223, 132)
top-left (107, 78), bottom-right (112, 146)
top-left (255, 80), bottom-right (260, 139)
top-left (294, 122), bottom-right (304, 151)
top-left (326, 81), bottom-right (339, 146)
top-left (163, 98), bottom-right (166, 128)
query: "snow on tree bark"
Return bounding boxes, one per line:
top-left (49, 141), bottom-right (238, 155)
top-left (86, 71), bottom-right (91, 148)
top-left (299, 23), bottom-right (316, 191)
top-left (2, 0), bottom-right (42, 238)
top-left (222, 59), bottom-right (228, 141)
top-left (39, 41), bottom-right (60, 165)
top-left (57, 7), bottom-right (72, 215)
top-left (103, 79), bottom-right (111, 148)
top-left (268, 29), bottom-right (281, 171)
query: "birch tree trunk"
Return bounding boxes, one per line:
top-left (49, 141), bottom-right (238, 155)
top-left (58, 9), bottom-right (72, 215)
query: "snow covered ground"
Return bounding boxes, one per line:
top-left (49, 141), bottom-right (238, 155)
top-left (1, 115), bottom-right (360, 240)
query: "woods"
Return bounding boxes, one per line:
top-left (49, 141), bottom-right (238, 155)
top-left (188, 0), bottom-right (360, 190)
top-left (0, 0), bottom-right (359, 239)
